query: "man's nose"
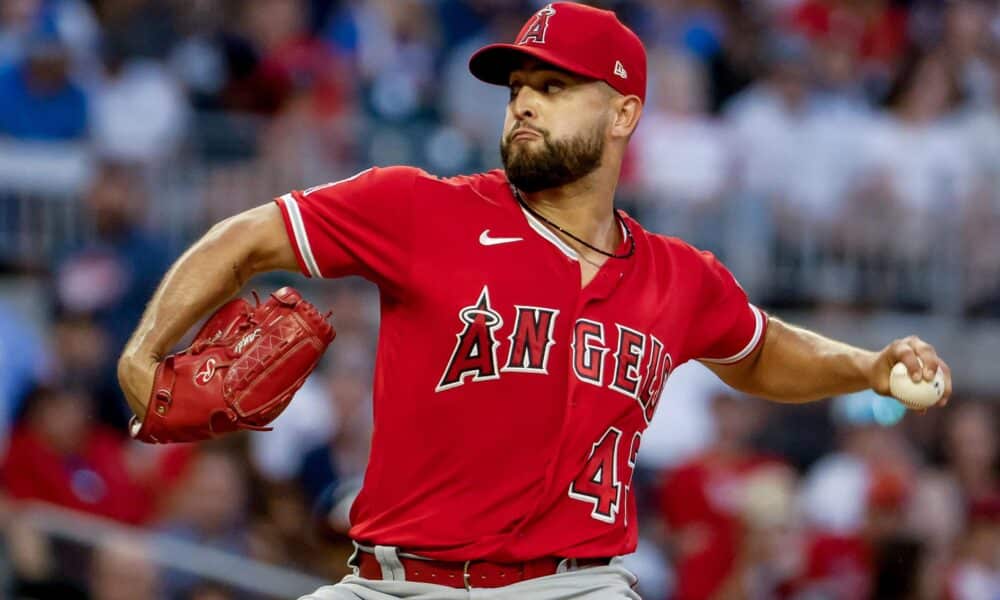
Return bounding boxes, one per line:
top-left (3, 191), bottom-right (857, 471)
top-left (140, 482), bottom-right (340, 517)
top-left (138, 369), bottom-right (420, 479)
top-left (511, 86), bottom-right (541, 121)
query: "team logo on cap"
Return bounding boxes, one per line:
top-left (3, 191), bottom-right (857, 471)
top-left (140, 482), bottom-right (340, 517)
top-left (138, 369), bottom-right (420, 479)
top-left (518, 4), bottom-right (556, 45)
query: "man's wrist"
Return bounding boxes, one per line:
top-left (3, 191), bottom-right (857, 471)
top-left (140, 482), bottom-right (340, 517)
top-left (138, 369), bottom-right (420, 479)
top-left (852, 349), bottom-right (880, 389)
top-left (117, 351), bottom-right (158, 418)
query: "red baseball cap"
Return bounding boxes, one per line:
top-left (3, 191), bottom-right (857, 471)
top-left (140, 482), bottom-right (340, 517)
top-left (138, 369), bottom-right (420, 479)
top-left (469, 2), bottom-right (647, 103)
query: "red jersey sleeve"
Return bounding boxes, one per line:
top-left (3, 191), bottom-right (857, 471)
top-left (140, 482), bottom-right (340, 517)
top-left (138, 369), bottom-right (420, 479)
top-left (688, 250), bottom-right (767, 364)
top-left (274, 166), bottom-right (418, 290)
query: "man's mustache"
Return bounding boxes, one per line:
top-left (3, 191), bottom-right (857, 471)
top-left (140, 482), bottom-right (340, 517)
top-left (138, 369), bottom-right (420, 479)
top-left (505, 124), bottom-right (548, 145)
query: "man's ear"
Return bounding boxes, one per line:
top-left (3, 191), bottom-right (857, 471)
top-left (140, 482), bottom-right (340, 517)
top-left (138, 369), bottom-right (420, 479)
top-left (610, 95), bottom-right (642, 140)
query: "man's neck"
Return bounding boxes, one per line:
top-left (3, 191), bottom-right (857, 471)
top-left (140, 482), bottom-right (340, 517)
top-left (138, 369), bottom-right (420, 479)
top-left (517, 170), bottom-right (620, 253)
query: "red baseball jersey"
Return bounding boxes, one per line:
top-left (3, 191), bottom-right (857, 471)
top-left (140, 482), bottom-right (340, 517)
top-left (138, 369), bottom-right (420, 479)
top-left (275, 167), bottom-right (766, 561)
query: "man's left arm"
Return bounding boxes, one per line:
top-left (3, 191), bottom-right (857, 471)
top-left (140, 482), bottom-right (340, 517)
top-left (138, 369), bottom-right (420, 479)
top-left (702, 316), bottom-right (953, 405)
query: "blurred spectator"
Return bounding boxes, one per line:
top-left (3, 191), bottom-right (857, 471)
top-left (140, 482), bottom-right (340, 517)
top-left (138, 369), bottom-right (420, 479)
top-left (439, 4), bottom-right (521, 171)
top-left (726, 32), bottom-right (868, 237)
top-left (249, 480), bottom-right (313, 567)
top-left (724, 35), bottom-right (813, 204)
top-left (941, 0), bottom-right (996, 108)
top-left (705, 3), bottom-right (766, 112)
top-left (788, 0), bottom-right (909, 76)
top-left (712, 466), bottom-right (803, 600)
top-left (53, 162), bottom-right (171, 426)
top-left (658, 391), bottom-right (786, 599)
top-left (798, 404), bottom-right (921, 598)
top-left (812, 36), bottom-right (869, 109)
top-left (54, 164), bottom-right (169, 331)
top-left (88, 535), bottom-right (162, 600)
top-left (49, 313), bottom-right (112, 413)
top-left (631, 0), bottom-right (727, 62)
top-left (160, 447), bottom-right (250, 550)
top-left (0, 302), bottom-right (50, 454)
top-left (244, 0), bottom-right (350, 121)
top-left (723, 33), bottom-right (860, 304)
top-left (960, 54), bottom-right (1000, 316)
top-left (634, 49), bottom-right (732, 251)
top-left (946, 496), bottom-right (1000, 600)
top-left (90, 39), bottom-right (189, 166)
top-left (436, 0), bottom-right (516, 52)
top-left (796, 466), bottom-right (921, 599)
top-left (0, 0), bottom-right (99, 71)
top-left (95, 0), bottom-right (178, 61)
top-left (852, 48), bottom-right (970, 258)
top-left (158, 447), bottom-right (252, 598)
top-left (0, 38), bottom-right (87, 140)
top-left (249, 375), bottom-right (337, 483)
top-left (639, 361), bottom-right (729, 472)
top-left (725, 32), bottom-right (872, 252)
top-left (800, 400), bottom-right (917, 533)
top-left (792, 38), bottom-right (872, 239)
top-left (942, 402), bottom-right (1000, 506)
top-left (296, 369), bottom-right (371, 506)
top-left (0, 0), bottom-right (44, 67)
top-left (803, 46), bottom-right (972, 309)
top-left (329, 0), bottom-right (438, 110)
top-left (0, 385), bottom-right (152, 524)
top-left (5, 513), bottom-right (89, 599)
top-left (167, 0), bottom-right (229, 109)
top-left (908, 398), bottom-right (999, 593)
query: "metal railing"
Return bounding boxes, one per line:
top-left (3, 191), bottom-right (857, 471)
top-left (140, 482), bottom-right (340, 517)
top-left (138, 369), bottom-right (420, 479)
top-left (1, 134), bottom-right (999, 318)
top-left (11, 503), bottom-right (329, 598)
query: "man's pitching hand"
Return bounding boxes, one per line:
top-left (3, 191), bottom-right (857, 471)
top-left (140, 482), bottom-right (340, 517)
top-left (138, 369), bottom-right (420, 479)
top-left (869, 335), bottom-right (952, 407)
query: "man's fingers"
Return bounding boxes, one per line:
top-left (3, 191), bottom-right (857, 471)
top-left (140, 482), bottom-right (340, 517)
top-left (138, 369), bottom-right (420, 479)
top-left (911, 339), bottom-right (940, 381)
top-left (893, 343), bottom-right (922, 382)
top-left (885, 336), bottom-right (951, 409)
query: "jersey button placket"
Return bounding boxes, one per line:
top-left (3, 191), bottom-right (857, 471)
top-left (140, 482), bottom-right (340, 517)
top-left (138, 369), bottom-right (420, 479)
top-left (568, 291), bottom-right (590, 409)
top-left (570, 265), bottom-right (626, 408)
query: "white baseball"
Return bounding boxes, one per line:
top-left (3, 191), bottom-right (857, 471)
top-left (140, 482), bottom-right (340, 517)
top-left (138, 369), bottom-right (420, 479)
top-left (888, 362), bottom-right (945, 409)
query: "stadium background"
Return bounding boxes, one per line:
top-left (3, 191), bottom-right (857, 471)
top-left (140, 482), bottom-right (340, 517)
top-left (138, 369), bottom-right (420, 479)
top-left (0, 0), bottom-right (998, 598)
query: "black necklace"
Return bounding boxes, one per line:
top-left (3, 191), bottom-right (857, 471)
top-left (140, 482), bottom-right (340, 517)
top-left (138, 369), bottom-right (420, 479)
top-left (512, 187), bottom-right (636, 259)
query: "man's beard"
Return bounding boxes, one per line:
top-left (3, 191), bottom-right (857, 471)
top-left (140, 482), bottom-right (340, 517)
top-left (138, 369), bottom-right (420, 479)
top-left (500, 121), bottom-right (605, 193)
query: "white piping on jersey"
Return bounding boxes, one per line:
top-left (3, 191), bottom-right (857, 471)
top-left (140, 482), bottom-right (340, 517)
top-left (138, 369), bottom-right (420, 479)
top-left (280, 193), bottom-right (323, 278)
top-left (519, 205), bottom-right (579, 260)
top-left (303, 168), bottom-right (371, 196)
top-left (699, 304), bottom-right (765, 364)
top-left (518, 206), bottom-right (631, 261)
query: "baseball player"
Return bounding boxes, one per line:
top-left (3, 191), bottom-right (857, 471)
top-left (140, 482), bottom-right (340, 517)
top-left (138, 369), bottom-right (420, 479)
top-left (118, 3), bottom-right (952, 599)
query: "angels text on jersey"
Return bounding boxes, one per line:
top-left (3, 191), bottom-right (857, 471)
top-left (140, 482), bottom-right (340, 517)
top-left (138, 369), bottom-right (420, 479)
top-left (436, 285), bottom-right (672, 424)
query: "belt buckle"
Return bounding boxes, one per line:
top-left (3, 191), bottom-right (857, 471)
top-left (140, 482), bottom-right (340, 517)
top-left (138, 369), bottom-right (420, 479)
top-left (463, 560), bottom-right (472, 591)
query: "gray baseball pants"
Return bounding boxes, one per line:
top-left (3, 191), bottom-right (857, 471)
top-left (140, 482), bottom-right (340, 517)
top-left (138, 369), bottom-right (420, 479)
top-left (298, 545), bottom-right (640, 600)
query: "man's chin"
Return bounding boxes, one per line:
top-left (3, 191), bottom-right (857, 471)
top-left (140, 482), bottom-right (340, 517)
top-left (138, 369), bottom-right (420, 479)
top-left (504, 143), bottom-right (538, 159)
top-left (504, 170), bottom-right (558, 193)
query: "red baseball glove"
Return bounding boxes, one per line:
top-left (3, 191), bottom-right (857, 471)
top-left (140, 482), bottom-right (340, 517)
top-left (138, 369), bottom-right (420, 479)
top-left (130, 287), bottom-right (335, 444)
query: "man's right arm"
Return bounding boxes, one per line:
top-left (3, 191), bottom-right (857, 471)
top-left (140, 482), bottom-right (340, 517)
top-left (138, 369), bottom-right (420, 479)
top-left (117, 203), bottom-right (299, 419)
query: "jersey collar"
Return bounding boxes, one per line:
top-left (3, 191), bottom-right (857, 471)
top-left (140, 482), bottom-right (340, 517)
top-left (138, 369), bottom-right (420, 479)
top-left (507, 182), bottom-right (631, 263)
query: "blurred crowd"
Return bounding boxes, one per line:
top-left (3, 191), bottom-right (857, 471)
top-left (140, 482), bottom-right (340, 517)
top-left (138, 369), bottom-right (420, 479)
top-left (1, 0), bottom-right (1000, 309)
top-left (0, 0), bottom-right (998, 599)
top-left (633, 365), bottom-right (1000, 599)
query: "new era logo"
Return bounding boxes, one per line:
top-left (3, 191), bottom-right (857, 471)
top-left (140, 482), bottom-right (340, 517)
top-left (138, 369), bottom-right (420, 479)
top-left (614, 60), bottom-right (627, 79)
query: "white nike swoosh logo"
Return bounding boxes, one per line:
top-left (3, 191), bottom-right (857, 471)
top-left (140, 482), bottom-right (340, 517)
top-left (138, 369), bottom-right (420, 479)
top-left (479, 230), bottom-right (523, 246)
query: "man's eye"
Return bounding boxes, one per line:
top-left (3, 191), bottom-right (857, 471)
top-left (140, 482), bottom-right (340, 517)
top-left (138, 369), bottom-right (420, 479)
top-left (545, 81), bottom-right (565, 94)
top-left (508, 85), bottom-right (521, 101)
